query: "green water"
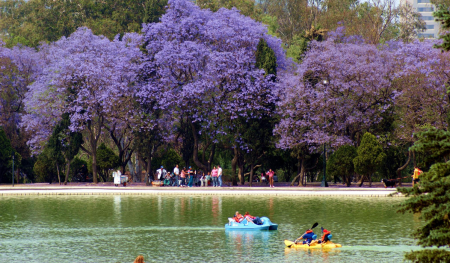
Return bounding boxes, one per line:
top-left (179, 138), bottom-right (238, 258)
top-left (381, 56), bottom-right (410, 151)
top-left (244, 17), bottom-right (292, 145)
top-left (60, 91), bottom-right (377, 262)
top-left (0, 195), bottom-right (418, 262)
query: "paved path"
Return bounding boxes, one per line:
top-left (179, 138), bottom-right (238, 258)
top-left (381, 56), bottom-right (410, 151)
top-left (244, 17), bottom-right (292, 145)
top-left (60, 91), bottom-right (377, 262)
top-left (0, 184), bottom-right (401, 197)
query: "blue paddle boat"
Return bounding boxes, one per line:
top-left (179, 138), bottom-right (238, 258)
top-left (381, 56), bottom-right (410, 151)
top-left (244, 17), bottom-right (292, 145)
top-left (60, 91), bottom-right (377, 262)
top-left (225, 216), bottom-right (278, 230)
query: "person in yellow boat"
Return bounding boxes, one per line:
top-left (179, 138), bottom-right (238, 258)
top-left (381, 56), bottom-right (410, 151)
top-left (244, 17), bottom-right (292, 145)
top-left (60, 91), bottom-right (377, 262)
top-left (318, 228), bottom-right (332, 244)
top-left (412, 166), bottom-right (422, 187)
top-left (295, 229), bottom-right (316, 245)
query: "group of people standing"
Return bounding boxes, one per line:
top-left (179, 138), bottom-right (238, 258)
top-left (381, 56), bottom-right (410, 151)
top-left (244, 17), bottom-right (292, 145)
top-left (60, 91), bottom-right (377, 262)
top-left (153, 164), bottom-right (223, 187)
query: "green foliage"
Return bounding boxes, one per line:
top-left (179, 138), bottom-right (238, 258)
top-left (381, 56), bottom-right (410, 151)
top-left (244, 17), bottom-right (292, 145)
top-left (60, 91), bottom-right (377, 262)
top-left (33, 147), bottom-right (57, 183)
top-left (0, 0), bottom-right (168, 47)
top-left (410, 128), bottom-right (450, 166)
top-left (397, 128), bottom-right (450, 262)
top-left (69, 157), bottom-right (88, 182)
top-left (0, 128), bottom-right (14, 183)
top-left (377, 146), bottom-right (405, 180)
top-left (404, 249), bottom-right (450, 263)
top-left (261, 15), bottom-right (279, 37)
top-left (151, 148), bottom-right (182, 172)
top-left (144, 0), bottom-right (168, 23)
top-left (91, 143), bottom-right (120, 182)
top-left (255, 38), bottom-right (277, 78)
top-left (327, 145), bottom-right (357, 186)
top-left (353, 132), bottom-right (386, 177)
top-left (285, 34), bottom-right (309, 63)
top-left (433, 4), bottom-right (450, 51)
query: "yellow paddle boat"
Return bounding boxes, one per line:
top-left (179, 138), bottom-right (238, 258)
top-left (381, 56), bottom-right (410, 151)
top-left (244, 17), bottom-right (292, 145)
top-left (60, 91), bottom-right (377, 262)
top-left (284, 240), bottom-right (342, 249)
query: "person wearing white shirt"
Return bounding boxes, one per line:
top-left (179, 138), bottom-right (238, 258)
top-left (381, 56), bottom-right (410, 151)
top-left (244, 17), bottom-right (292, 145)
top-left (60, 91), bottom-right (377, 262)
top-left (218, 165), bottom-right (223, 187)
top-left (173, 165), bottom-right (180, 187)
top-left (156, 166), bottom-right (166, 181)
top-left (112, 170), bottom-right (121, 187)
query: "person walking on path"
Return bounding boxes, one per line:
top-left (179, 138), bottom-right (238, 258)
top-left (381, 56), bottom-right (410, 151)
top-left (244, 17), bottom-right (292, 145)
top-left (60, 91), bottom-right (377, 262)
top-left (212, 166), bottom-right (219, 187)
top-left (266, 169), bottom-right (275, 188)
top-left (173, 165), bottom-right (180, 187)
top-left (218, 165), bottom-right (223, 187)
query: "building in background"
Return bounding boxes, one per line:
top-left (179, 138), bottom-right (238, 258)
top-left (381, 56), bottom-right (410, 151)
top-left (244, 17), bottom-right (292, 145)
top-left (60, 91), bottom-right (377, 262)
top-left (403, 0), bottom-right (440, 38)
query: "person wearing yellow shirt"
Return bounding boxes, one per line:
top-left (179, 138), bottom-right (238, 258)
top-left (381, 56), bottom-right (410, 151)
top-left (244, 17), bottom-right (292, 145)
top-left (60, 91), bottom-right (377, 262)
top-left (412, 166), bottom-right (423, 187)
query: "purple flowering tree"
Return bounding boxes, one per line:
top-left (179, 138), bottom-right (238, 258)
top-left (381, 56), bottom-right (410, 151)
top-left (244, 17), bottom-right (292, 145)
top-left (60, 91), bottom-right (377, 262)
top-left (276, 28), bottom-right (398, 149)
top-left (388, 39), bottom-right (450, 172)
top-left (275, 28), bottom-right (399, 185)
top-left (0, 43), bottom-right (41, 156)
top-left (139, 0), bottom-right (287, 174)
top-left (23, 27), bottom-right (142, 183)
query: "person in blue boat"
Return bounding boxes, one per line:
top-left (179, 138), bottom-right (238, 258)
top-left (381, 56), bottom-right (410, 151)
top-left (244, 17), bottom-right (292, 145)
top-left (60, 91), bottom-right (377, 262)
top-left (233, 211), bottom-right (244, 223)
top-left (244, 212), bottom-right (263, 225)
top-left (295, 229), bottom-right (316, 245)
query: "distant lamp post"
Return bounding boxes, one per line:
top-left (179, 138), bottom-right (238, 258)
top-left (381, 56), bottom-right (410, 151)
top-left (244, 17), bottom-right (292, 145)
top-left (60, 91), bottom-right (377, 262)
top-left (12, 152), bottom-right (14, 187)
top-left (321, 79), bottom-right (329, 187)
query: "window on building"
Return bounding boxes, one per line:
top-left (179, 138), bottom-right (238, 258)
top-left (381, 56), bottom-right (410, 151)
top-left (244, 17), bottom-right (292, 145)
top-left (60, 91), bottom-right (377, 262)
top-left (418, 33), bottom-right (435, 38)
top-left (421, 16), bottom-right (434, 20)
top-left (418, 7), bottom-right (434, 12)
top-left (426, 24), bottom-right (434, 29)
top-left (417, 0), bottom-right (430, 3)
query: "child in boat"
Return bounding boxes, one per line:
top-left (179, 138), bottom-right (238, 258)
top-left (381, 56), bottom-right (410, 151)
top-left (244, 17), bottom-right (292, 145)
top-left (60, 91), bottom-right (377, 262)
top-left (295, 229), bottom-right (315, 244)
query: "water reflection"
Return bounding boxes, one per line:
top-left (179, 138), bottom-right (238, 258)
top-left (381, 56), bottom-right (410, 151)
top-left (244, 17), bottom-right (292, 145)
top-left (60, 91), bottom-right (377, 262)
top-left (225, 230), bottom-right (272, 257)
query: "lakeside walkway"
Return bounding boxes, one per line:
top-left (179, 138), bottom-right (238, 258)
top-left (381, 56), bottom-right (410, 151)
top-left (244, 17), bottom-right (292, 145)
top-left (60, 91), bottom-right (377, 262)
top-left (0, 183), bottom-right (403, 197)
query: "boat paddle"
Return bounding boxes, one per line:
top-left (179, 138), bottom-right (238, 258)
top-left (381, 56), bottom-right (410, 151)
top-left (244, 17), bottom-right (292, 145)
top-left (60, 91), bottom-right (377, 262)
top-left (286, 222), bottom-right (319, 248)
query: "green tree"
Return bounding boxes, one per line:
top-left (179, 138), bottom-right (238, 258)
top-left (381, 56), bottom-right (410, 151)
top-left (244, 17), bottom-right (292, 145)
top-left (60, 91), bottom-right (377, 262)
top-left (0, 0), bottom-right (169, 47)
top-left (0, 128), bottom-right (14, 183)
top-left (47, 113), bottom-right (83, 185)
top-left (327, 145), bottom-right (357, 187)
top-left (397, 128), bottom-right (450, 262)
top-left (353, 132), bottom-right (386, 187)
top-left (91, 143), bottom-right (120, 182)
top-left (255, 38), bottom-right (277, 79)
top-left (433, 2), bottom-right (450, 51)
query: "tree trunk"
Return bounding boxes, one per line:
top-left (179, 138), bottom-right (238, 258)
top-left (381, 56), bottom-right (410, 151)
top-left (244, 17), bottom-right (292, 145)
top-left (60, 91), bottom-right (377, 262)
top-left (56, 164), bottom-right (61, 185)
top-left (238, 163), bottom-right (245, 185)
top-left (396, 150), bottom-right (411, 186)
top-left (344, 171), bottom-right (352, 187)
top-left (231, 148), bottom-right (238, 186)
top-left (249, 164), bottom-right (254, 187)
top-left (191, 122), bottom-right (215, 173)
top-left (145, 149), bottom-right (152, 185)
top-left (368, 173), bottom-right (372, 187)
top-left (64, 158), bottom-right (71, 185)
top-left (298, 158), bottom-right (306, 187)
top-left (358, 174), bottom-right (365, 187)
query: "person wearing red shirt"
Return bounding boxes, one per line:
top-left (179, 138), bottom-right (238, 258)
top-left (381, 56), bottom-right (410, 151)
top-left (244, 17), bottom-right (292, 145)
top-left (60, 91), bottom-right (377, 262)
top-left (233, 211), bottom-right (244, 223)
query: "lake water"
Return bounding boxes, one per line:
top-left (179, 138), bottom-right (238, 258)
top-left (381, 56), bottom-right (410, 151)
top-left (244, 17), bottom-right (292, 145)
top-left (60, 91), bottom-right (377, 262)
top-left (0, 195), bottom-right (418, 262)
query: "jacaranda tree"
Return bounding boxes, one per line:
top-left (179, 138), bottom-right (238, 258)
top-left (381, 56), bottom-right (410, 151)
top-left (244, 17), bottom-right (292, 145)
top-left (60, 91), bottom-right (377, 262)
top-left (139, 0), bottom-right (287, 174)
top-left (23, 27), bottom-right (143, 183)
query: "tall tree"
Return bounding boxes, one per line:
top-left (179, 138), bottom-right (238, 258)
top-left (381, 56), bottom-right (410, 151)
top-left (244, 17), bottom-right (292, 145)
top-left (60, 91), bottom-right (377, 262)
top-left (47, 113), bottom-right (83, 185)
top-left (353, 132), bottom-right (386, 187)
top-left (23, 27), bottom-right (142, 183)
top-left (140, 0), bottom-right (286, 175)
top-left (397, 128), bottom-right (450, 262)
top-left (327, 145), bottom-right (357, 186)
